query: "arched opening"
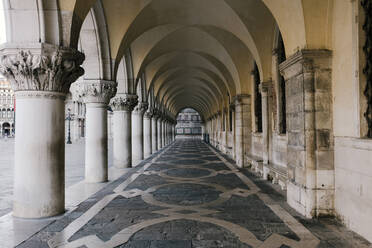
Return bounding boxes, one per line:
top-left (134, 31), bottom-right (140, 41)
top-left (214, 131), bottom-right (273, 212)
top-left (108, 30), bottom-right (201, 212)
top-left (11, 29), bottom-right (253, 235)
top-left (2, 122), bottom-right (10, 136)
top-left (253, 62), bottom-right (262, 133)
top-left (176, 108), bottom-right (203, 139)
top-left (277, 32), bottom-right (286, 134)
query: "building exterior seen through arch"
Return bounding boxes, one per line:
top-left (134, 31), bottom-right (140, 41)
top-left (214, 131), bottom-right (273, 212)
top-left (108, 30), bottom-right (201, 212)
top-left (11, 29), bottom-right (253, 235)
top-left (0, 77), bottom-right (14, 137)
top-left (175, 108), bottom-right (203, 138)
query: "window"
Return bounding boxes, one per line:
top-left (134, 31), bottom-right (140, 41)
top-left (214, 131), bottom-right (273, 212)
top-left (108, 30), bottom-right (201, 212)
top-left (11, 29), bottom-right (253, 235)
top-left (362, 0), bottom-right (372, 137)
top-left (277, 32), bottom-right (287, 134)
top-left (253, 63), bottom-right (262, 132)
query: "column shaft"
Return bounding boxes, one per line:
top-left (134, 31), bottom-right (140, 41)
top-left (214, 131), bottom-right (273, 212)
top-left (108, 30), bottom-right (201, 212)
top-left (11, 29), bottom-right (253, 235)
top-left (132, 112), bottom-right (144, 166)
top-left (13, 92), bottom-right (65, 218)
top-left (158, 119), bottom-right (162, 149)
top-left (113, 110), bottom-right (132, 168)
top-left (152, 117), bottom-right (158, 152)
top-left (85, 103), bottom-right (108, 182)
top-left (144, 114), bottom-right (152, 158)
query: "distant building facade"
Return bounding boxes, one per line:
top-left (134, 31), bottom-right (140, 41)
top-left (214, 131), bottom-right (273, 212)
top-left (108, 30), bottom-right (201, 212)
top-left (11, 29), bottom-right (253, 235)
top-left (0, 79), bottom-right (14, 137)
top-left (176, 108), bottom-right (203, 137)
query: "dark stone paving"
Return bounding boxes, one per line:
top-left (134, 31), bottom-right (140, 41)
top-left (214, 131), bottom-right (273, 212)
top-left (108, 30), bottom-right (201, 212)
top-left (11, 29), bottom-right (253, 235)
top-left (18, 140), bottom-right (371, 248)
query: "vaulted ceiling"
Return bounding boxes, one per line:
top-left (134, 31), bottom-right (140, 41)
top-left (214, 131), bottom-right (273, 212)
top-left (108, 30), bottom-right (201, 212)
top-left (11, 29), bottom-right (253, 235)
top-left (60, 0), bottom-right (333, 119)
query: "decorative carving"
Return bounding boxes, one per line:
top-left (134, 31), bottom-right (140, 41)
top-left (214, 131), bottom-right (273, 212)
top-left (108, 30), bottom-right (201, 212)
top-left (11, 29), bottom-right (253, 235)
top-left (233, 94), bottom-right (250, 105)
top-left (78, 80), bottom-right (117, 104)
top-left (362, 0), bottom-right (372, 138)
top-left (133, 102), bottom-right (148, 115)
top-left (110, 94), bottom-right (138, 111)
top-left (0, 48), bottom-right (84, 93)
top-left (144, 108), bottom-right (154, 119)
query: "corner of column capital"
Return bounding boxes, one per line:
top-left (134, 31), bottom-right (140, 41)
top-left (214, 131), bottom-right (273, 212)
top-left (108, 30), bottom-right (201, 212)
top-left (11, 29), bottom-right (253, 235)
top-left (144, 108), bottom-right (154, 119)
top-left (133, 102), bottom-right (148, 115)
top-left (233, 94), bottom-right (251, 105)
top-left (110, 93), bottom-right (138, 111)
top-left (279, 49), bottom-right (332, 80)
top-left (77, 80), bottom-right (117, 104)
top-left (0, 43), bottom-right (85, 94)
top-left (259, 81), bottom-right (273, 94)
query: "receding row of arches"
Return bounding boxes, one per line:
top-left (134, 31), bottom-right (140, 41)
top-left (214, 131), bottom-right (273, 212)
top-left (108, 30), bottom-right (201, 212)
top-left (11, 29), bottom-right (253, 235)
top-left (0, 0), bottom-right (371, 243)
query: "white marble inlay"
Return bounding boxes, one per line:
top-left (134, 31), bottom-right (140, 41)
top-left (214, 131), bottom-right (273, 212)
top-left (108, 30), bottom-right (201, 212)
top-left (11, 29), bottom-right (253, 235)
top-left (47, 143), bottom-right (320, 248)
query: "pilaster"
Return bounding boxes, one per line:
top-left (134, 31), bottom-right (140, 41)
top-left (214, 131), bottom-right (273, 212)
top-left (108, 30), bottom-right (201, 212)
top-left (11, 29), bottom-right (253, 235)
top-left (280, 49), bottom-right (334, 217)
top-left (233, 94), bottom-right (252, 168)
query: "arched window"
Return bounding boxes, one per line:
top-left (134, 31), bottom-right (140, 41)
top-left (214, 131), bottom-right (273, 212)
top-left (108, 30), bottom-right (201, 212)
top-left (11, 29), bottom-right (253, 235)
top-left (362, 0), bottom-right (372, 137)
top-left (253, 63), bottom-right (262, 133)
top-left (277, 32), bottom-right (287, 134)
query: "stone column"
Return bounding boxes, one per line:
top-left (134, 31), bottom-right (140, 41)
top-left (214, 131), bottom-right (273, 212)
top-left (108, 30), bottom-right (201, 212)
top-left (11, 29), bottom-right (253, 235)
top-left (152, 112), bottom-right (158, 152)
top-left (144, 109), bottom-right (153, 158)
top-left (132, 102), bottom-right (148, 166)
top-left (161, 119), bottom-right (166, 147)
top-left (280, 50), bottom-right (333, 217)
top-left (222, 108), bottom-right (228, 153)
top-left (0, 46), bottom-right (84, 218)
top-left (110, 94), bottom-right (138, 168)
top-left (79, 80), bottom-right (117, 183)
top-left (234, 94), bottom-right (251, 168)
top-left (260, 82), bottom-right (272, 165)
top-left (157, 117), bottom-right (163, 149)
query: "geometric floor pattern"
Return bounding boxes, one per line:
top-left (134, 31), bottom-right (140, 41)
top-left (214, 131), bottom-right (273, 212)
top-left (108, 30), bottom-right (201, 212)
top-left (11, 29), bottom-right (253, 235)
top-left (18, 140), bottom-right (371, 248)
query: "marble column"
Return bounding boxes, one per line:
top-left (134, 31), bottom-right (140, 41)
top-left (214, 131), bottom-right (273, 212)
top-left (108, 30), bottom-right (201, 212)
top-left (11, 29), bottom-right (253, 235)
top-left (152, 112), bottom-right (158, 152)
top-left (162, 120), bottom-right (166, 147)
top-left (132, 102), bottom-right (148, 166)
top-left (110, 94), bottom-right (138, 168)
top-left (144, 109), bottom-right (153, 158)
top-left (79, 80), bottom-right (117, 183)
top-left (234, 94), bottom-right (251, 168)
top-left (158, 117), bottom-right (163, 149)
top-left (0, 46), bottom-right (84, 218)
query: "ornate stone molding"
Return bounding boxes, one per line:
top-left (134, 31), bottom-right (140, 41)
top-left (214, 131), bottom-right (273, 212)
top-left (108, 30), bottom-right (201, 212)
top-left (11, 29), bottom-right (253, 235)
top-left (110, 94), bottom-right (138, 111)
top-left (279, 49), bottom-right (332, 80)
top-left (15, 90), bottom-right (66, 100)
top-left (0, 47), bottom-right (85, 93)
top-left (259, 81), bottom-right (273, 95)
top-left (144, 108), bottom-right (154, 119)
top-left (78, 80), bottom-right (117, 104)
top-left (233, 94), bottom-right (251, 105)
top-left (133, 102), bottom-right (148, 115)
top-left (362, 0), bottom-right (372, 138)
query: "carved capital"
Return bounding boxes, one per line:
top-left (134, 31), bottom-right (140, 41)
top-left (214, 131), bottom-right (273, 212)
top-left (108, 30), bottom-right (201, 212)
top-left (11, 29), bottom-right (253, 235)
top-left (133, 102), bottom-right (148, 115)
top-left (78, 80), bottom-right (117, 104)
top-left (144, 108), bottom-right (154, 119)
top-left (0, 46), bottom-right (84, 93)
top-left (259, 81), bottom-right (273, 95)
top-left (279, 49), bottom-right (332, 80)
top-left (233, 94), bottom-right (251, 105)
top-left (110, 94), bottom-right (138, 111)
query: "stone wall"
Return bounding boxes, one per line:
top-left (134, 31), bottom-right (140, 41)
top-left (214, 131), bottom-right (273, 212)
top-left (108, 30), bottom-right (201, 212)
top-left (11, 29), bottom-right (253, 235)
top-left (280, 49), bottom-right (334, 218)
top-left (334, 137), bottom-right (372, 242)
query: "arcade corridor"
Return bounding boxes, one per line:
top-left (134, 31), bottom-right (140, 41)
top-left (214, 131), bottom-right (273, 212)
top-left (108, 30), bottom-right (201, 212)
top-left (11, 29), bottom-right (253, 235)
top-left (20, 140), bottom-right (370, 248)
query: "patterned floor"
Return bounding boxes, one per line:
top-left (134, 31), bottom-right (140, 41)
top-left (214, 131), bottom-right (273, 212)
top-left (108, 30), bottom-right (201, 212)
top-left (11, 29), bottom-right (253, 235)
top-left (19, 140), bottom-right (371, 248)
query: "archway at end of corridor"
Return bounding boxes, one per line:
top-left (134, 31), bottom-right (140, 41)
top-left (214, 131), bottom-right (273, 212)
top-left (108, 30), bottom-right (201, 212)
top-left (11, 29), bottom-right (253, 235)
top-left (175, 108), bottom-right (204, 140)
